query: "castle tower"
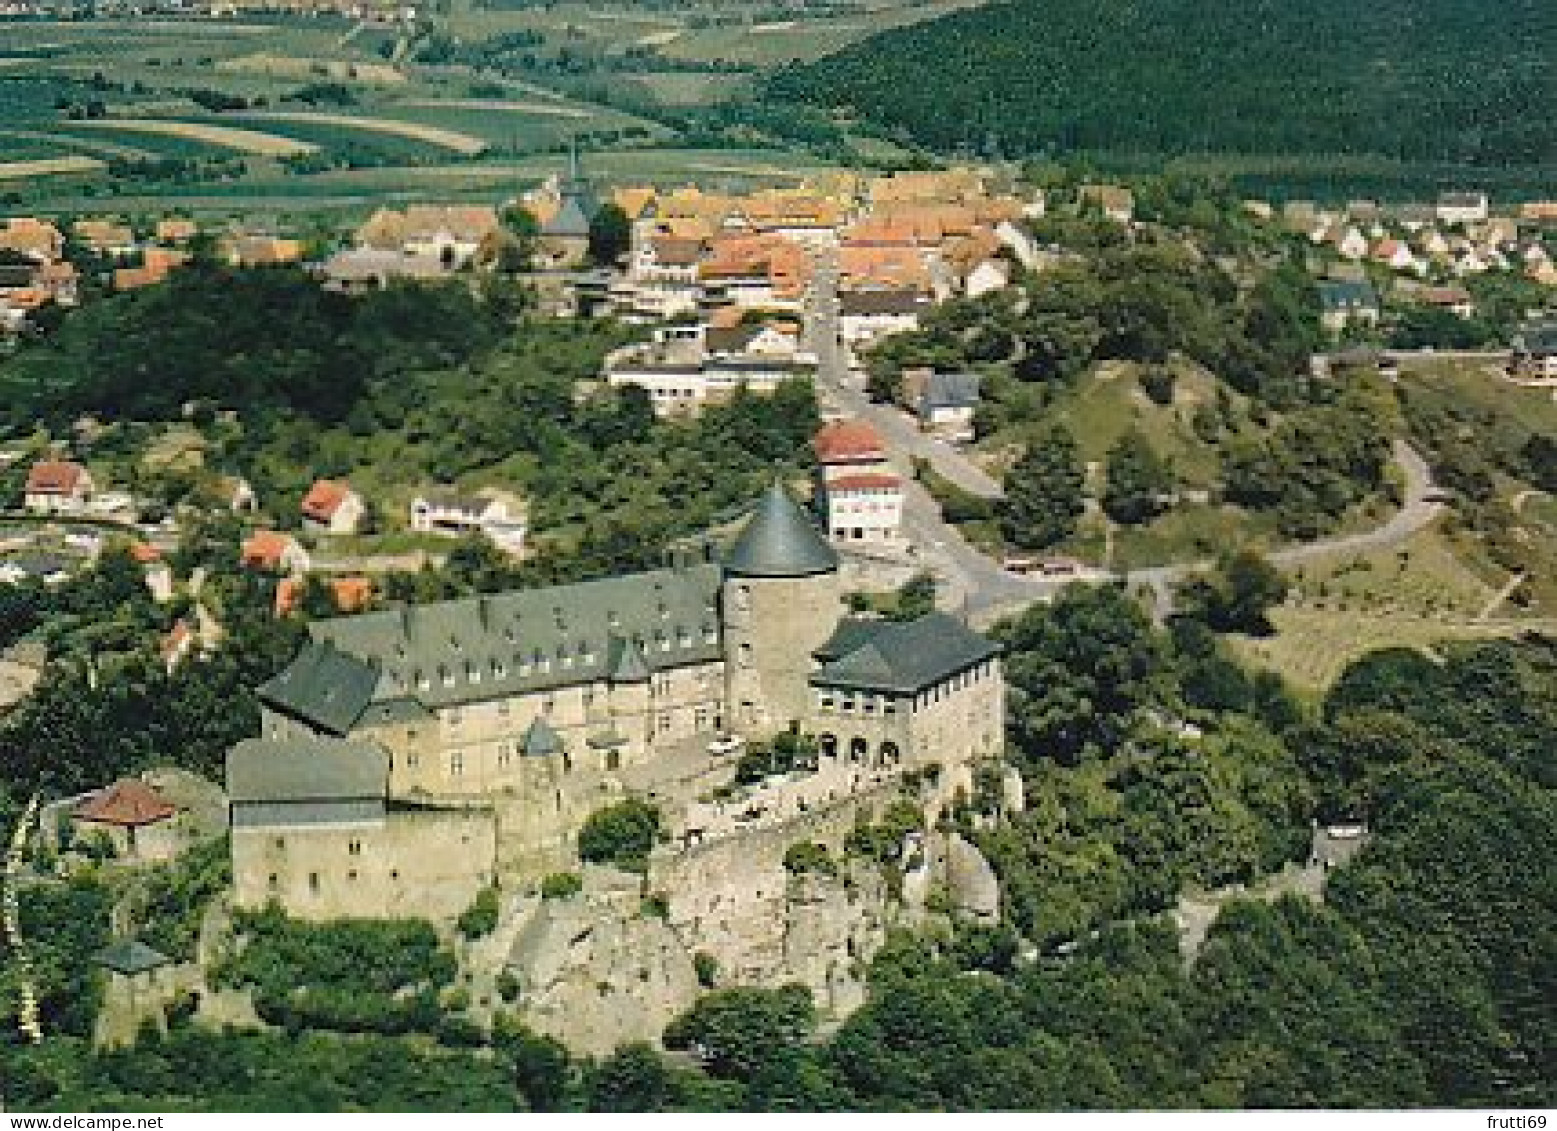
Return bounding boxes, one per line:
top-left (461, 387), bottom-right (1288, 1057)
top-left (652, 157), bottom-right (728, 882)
top-left (722, 480), bottom-right (844, 734)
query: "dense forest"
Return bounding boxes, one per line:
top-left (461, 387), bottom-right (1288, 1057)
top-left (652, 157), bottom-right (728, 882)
top-left (766, 0), bottom-right (1557, 165)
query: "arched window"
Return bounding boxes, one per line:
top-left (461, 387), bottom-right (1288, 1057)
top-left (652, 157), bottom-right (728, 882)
top-left (849, 737), bottom-right (868, 763)
top-left (820, 734), bottom-right (839, 758)
top-left (880, 741), bottom-right (901, 767)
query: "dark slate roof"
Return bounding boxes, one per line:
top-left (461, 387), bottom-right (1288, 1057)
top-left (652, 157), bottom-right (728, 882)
top-left (607, 634), bottom-right (651, 683)
top-left (811, 612), bottom-right (1000, 695)
top-left (521, 716), bottom-right (565, 757)
top-left (261, 564), bottom-right (724, 732)
top-left (258, 637), bottom-right (381, 735)
top-left (724, 481), bottom-right (839, 578)
top-left (839, 290), bottom-right (929, 317)
top-left (94, 939), bottom-right (171, 976)
top-left (542, 193), bottom-right (594, 239)
top-left (1515, 322), bottom-right (1557, 355)
top-left (920, 371), bottom-right (982, 413)
top-left (226, 736), bottom-right (389, 805)
top-left (1317, 280), bottom-right (1379, 312)
top-left (814, 617), bottom-right (890, 663)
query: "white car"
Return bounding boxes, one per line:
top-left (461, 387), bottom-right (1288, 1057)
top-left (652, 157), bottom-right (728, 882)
top-left (707, 734), bottom-right (746, 757)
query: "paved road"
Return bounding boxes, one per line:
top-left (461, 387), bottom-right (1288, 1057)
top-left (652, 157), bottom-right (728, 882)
top-left (802, 251), bottom-right (1447, 623)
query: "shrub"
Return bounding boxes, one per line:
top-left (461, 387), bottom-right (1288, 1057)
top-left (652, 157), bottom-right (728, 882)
top-left (577, 799), bottom-right (662, 872)
top-left (693, 951), bottom-right (719, 989)
top-left (457, 885), bottom-right (501, 939)
top-left (782, 841), bottom-right (835, 876)
top-left (541, 872), bottom-right (583, 900)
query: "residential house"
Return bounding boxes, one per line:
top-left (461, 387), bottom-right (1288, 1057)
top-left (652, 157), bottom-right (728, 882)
top-left (1317, 280), bottom-right (1380, 334)
top-left (154, 218), bottom-right (199, 245)
top-left (409, 489), bottom-right (528, 554)
top-left (1511, 321), bottom-right (1557, 380)
top-left (72, 219), bottom-right (137, 259)
top-left (113, 246), bottom-right (188, 291)
top-left (1437, 192), bottom-right (1490, 226)
top-left (906, 371), bottom-right (982, 443)
top-left (0, 552), bottom-right (73, 586)
top-left (320, 247), bottom-right (447, 294)
top-left (1419, 286), bottom-right (1475, 318)
top-left (1370, 238), bottom-right (1419, 273)
top-left (130, 541), bottom-right (174, 602)
top-left (0, 217), bottom-right (65, 262)
top-left (1518, 201), bottom-right (1557, 224)
top-left (241, 530), bottom-right (312, 576)
top-left (700, 233), bottom-right (813, 311)
top-left (301, 479), bottom-right (364, 535)
top-left (355, 205), bottom-right (500, 269)
top-left (838, 244), bottom-right (931, 294)
top-left (838, 290), bottom-right (931, 351)
top-left (814, 419), bottom-right (903, 547)
top-left (1079, 184), bottom-right (1135, 224)
top-left (161, 620), bottom-right (196, 674)
top-left (23, 460), bottom-right (94, 515)
top-left (222, 234), bottom-right (306, 268)
top-left (621, 234), bottom-right (706, 320)
top-left (275, 575), bottom-right (374, 618)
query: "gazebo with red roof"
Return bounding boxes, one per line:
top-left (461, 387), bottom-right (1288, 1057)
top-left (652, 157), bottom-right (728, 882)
top-left (72, 778), bottom-right (178, 860)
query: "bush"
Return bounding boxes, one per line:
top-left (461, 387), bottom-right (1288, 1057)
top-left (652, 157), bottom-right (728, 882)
top-left (541, 872), bottom-right (583, 900)
top-left (782, 841), bottom-right (836, 876)
top-left (693, 951), bottom-right (719, 989)
top-left (457, 885), bottom-right (501, 939)
top-left (577, 799), bottom-right (662, 872)
top-left (1139, 366), bottom-right (1176, 405)
top-left (496, 970), bottom-right (522, 1003)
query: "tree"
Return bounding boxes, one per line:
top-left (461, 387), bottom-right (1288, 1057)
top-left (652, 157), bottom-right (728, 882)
top-left (588, 203), bottom-right (631, 267)
top-left (662, 984), bottom-right (816, 1081)
top-left (1181, 549), bottom-right (1288, 634)
top-left (577, 799), bottom-right (661, 872)
top-left (499, 204), bottom-right (540, 273)
top-left (889, 571), bottom-right (936, 621)
top-left (999, 422), bottom-right (1086, 549)
top-left (1102, 428), bottom-right (1173, 525)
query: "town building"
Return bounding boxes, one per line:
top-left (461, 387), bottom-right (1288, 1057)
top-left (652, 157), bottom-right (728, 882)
top-left (23, 460), bottom-right (94, 515)
top-left (300, 480), bottom-right (364, 535)
top-left (1317, 280), bottom-right (1381, 334)
top-left (241, 531), bottom-right (312, 576)
top-left (814, 420), bottom-right (904, 547)
top-left (409, 489), bottom-right (527, 554)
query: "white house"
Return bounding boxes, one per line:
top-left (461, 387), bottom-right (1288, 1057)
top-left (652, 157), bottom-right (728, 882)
top-left (814, 420), bottom-right (904, 547)
top-left (409, 490), bottom-right (528, 555)
top-left (838, 290), bottom-right (931, 351)
top-left (23, 460), bottom-right (94, 516)
top-left (1437, 192), bottom-right (1489, 226)
top-left (300, 480), bottom-right (364, 536)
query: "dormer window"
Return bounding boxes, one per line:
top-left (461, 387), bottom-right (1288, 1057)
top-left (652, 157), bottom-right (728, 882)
top-left (439, 665), bottom-right (454, 688)
top-left (607, 610), bottom-right (621, 629)
top-left (677, 628), bottom-right (691, 649)
top-left (416, 671), bottom-right (430, 691)
top-left (467, 662), bottom-right (481, 685)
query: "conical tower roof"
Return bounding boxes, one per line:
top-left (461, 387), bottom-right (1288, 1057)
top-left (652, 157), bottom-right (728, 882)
top-left (724, 480), bottom-right (838, 578)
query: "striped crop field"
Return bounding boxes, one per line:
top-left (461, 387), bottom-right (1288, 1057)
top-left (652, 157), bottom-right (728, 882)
top-left (238, 112), bottom-right (489, 155)
top-left (0, 156), bottom-right (104, 179)
top-left (68, 118), bottom-right (318, 156)
top-left (396, 98), bottom-right (591, 119)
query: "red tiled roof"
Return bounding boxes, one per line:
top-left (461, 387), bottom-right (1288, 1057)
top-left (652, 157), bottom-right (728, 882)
top-left (242, 530), bottom-right (299, 570)
top-left (815, 420), bottom-right (886, 463)
top-left (129, 541), bottom-right (161, 564)
top-left (827, 473), bottom-right (903, 491)
top-left (25, 460), bottom-right (85, 495)
top-left (74, 778), bottom-right (175, 827)
top-left (275, 575), bottom-right (373, 617)
top-left (301, 479), bottom-right (352, 522)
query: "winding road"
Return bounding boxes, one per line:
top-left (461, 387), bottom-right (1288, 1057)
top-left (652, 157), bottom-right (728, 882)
top-left (803, 246), bottom-right (1447, 623)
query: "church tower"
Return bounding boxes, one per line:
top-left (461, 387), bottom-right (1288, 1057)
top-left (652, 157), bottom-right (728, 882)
top-left (721, 480), bottom-right (844, 734)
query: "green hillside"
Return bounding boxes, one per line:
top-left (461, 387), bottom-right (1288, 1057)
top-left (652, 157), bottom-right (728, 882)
top-left (766, 0), bottom-right (1557, 164)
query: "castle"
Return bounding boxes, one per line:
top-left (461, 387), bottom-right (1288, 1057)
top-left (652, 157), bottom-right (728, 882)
top-left (226, 482), bottom-right (1005, 926)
